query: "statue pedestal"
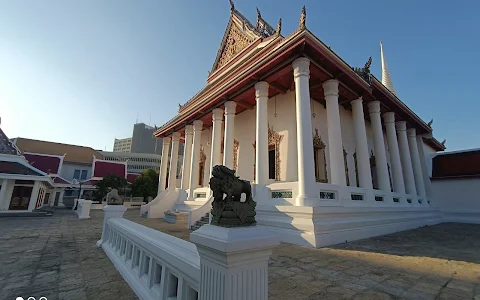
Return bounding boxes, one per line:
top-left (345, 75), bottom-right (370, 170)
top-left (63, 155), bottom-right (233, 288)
top-left (190, 225), bottom-right (280, 300)
top-left (96, 205), bottom-right (127, 247)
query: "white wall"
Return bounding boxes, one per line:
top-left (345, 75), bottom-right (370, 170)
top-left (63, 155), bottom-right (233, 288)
top-left (422, 143), bottom-right (437, 177)
top-left (60, 162), bottom-right (92, 181)
top-left (432, 178), bottom-right (480, 224)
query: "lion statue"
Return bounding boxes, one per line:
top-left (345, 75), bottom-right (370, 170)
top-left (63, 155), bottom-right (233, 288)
top-left (209, 165), bottom-right (253, 203)
top-left (106, 189), bottom-right (123, 205)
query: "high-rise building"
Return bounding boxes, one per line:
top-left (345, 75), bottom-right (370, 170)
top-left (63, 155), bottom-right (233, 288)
top-left (113, 137), bottom-right (132, 153)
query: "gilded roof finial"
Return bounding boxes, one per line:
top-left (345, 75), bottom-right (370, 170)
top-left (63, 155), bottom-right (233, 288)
top-left (229, 0), bottom-right (234, 11)
top-left (299, 5), bottom-right (306, 30)
top-left (256, 7), bottom-right (261, 19)
top-left (275, 18), bottom-right (282, 36)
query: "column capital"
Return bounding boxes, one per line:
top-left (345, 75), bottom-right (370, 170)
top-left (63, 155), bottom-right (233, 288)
top-left (255, 81), bottom-right (269, 98)
top-left (292, 57), bottom-right (310, 78)
top-left (171, 131), bottom-right (181, 141)
top-left (162, 136), bottom-right (171, 145)
top-left (212, 108), bottom-right (224, 121)
top-left (185, 125), bottom-right (194, 135)
top-left (407, 128), bottom-right (417, 137)
top-left (383, 112), bottom-right (396, 124)
top-left (193, 120), bottom-right (203, 131)
top-left (350, 97), bottom-right (363, 106)
top-left (395, 121), bottom-right (407, 131)
top-left (322, 79), bottom-right (339, 97)
top-left (367, 101), bottom-right (381, 114)
top-left (224, 101), bottom-right (237, 115)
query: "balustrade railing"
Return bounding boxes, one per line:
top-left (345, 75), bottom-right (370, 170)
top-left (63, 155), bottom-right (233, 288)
top-left (102, 216), bottom-right (200, 300)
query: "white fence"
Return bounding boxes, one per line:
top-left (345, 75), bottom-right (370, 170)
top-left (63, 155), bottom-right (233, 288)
top-left (98, 205), bottom-right (279, 300)
top-left (101, 216), bottom-right (200, 300)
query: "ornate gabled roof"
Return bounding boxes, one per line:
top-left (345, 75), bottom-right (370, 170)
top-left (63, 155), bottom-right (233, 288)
top-left (0, 128), bottom-right (21, 156)
top-left (210, 3), bottom-right (278, 74)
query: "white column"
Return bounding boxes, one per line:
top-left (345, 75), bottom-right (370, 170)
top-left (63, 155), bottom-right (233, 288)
top-left (351, 97), bottom-right (373, 189)
top-left (58, 189), bottom-right (65, 207)
top-left (187, 120), bottom-right (203, 200)
top-left (191, 225), bottom-right (280, 300)
top-left (416, 135), bottom-right (433, 198)
top-left (367, 101), bottom-right (391, 192)
top-left (158, 137), bottom-right (171, 194)
top-left (223, 101), bottom-right (237, 170)
top-left (209, 108), bottom-right (224, 176)
top-left (27, 181), bottom-right (40, 211)
top-left (255, 81), bottom-right (269, 185)
top-left (181, 125), bottom-right (194, 189)
top-left (396, 121), bottom-right (417, 196)
top-left (292, 58), bottom-right (318, 206)
top-left (383, 112), bottom-right (406, 194)
top-left (323, 79), bottom-right (346, 186)
top-left (407, 128), bottom-right (427, 199)
top-left (168, 132), bottom-right (180, 191)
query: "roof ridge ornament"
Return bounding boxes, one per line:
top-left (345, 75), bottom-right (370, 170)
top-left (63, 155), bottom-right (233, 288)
top-left (441, 139), bottom-right (446, 146)
top-left (427, 119), bottom-right (433, 127)
top-left (275, 18), bottom-right (282, 36)
top-left (229, 0), bottom-right (234, 11)
top-left (299, 5), bottom-right (306, 30)
top-left (256, 7), bottom-right (261, 19)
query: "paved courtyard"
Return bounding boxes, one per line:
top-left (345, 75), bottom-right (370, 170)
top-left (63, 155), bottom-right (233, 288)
top-left (0, 209), bottom-right (479, 300)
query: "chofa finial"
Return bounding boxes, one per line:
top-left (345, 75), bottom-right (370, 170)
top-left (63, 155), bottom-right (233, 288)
top-left (427, 119), bottom-right (433, 127)
top-left (275, 18), bottom-right (282, 36)
top-left (256, 7), bottom-right (261, 19)
top-left (364, 57), bottom-right (372, 70)
top-left (229, 0), bottom-right (234, 11)
top-left (441, 139), bottom-right (446, 146)
top-left (299, 5), bottom-right (306, 30)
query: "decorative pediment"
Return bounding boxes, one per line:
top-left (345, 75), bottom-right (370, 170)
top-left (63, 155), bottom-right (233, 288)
top-left (210, 6), bottom-right (278, 74)
top-left (313, 129), bottom-right (325, 149)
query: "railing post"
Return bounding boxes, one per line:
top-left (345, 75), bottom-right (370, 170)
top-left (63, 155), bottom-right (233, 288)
top-left (191, 225), bottom-right (280, 300)
top-left (96, 205), bottom-right (127, 247)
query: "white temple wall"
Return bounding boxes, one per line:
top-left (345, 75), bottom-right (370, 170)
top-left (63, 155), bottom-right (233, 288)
top-left (432, 178), bottom-right (480, 224)
top-left (422, 142), bottom-right (437, 177)
top-left (233, 91), bottom-right (298, 183)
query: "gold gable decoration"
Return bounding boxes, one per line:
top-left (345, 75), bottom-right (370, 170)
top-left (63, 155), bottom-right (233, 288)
top-left (214, 22), bottom-right (254, 72)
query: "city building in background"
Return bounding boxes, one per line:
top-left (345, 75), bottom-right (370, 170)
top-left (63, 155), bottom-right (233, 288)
top-left (100, 151), bottom-right (162, 174)
top-left (113, 137), bottom-right (132, 153)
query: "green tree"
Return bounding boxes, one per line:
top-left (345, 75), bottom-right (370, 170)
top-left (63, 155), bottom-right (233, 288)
top-left (131, 169), bottom-right (159, 201)
top-left (94, 174), bottom-right (129, 201)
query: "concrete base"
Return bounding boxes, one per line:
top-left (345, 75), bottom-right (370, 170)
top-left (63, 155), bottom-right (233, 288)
top-left (256, 205), bottom-right (442, 248)
top-left (190, 225), bottom-right (280, 300)
top-left (96, 205), bottom-right (128, 247)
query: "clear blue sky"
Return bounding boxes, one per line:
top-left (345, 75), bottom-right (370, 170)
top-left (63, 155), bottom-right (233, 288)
top-left (0, 0), bottom-right (478, 151)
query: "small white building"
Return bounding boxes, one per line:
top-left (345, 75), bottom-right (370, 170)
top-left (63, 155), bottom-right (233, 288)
top-left (0, 127), bottom-right (55, 212)
top-left (149, 5), bottom-right (448, 247)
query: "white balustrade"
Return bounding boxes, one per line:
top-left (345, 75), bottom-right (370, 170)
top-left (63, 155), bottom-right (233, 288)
top-left (99, 209), bottom-right (200, 300)
top-left (98, 204), bottom-right (279, 300)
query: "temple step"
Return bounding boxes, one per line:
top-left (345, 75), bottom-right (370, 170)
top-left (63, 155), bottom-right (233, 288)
top-left (191, 213), bottom-right (209, 231)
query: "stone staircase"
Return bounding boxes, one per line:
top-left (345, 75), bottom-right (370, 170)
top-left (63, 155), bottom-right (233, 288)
top-left (191, 213), bottom-right (209, 231)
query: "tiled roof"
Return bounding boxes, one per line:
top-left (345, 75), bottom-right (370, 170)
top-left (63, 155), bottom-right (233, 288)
top-left (127, 173), bottom-right (140, 184)
top-left (12, 138), bottom-right (102, 164)
top-left (24, 153), bottom-right (61, 174)
top-left (53, 176), bottom-right (70, 184)
top-left (93, 160), bottom-right (126, 178)
top-left (432, 149), bottom-right (480, 178)
top-left (0, 128), bottom-right (20, 155)
top-left (0, 161), bottom-right (43, 176)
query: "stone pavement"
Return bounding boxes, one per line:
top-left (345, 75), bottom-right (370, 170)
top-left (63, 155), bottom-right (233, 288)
top-left (0, 208), bottom-right (479, 300)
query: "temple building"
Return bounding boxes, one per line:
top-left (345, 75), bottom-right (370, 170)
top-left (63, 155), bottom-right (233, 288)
top-left (143, 3), bottom-right (446, 247)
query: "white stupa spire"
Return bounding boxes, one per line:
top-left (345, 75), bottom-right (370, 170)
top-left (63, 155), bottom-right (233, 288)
top-left (380, 41), bottom-right (397, 96)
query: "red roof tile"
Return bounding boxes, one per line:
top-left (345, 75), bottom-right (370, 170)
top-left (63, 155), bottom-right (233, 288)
top-left (53, 176), bottom-right (70, 184)
top-left (24, 153), bottom-right (61, 174)
top-left (93, 160), bottom-right (126, 178)
top-left (127, 173), bottom-right (140, 184)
